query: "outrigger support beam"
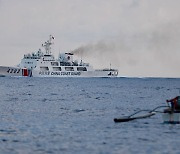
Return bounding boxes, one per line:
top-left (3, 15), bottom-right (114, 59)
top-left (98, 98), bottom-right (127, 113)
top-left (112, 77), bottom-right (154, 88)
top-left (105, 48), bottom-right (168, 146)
top-left (114, 105), bottom-right (168, 123)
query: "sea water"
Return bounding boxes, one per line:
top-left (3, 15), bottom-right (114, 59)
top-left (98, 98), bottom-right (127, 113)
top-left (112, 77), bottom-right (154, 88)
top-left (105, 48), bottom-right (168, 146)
top-left (0, 77), bottom-right (180, 154)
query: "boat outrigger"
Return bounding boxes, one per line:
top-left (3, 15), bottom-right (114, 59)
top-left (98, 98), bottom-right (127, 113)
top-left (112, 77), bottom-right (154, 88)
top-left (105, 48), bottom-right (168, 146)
top-left (114, 96), bottom-right (180, 124)
top-left (0, 35), bottom-right (118, 78)
top-left (114, 106), bottom-right (165, 123)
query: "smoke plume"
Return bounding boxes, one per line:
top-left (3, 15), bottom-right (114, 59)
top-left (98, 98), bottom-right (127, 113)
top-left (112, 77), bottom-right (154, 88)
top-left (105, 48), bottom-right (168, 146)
top-left (71, 23), bottom-right (180, 77)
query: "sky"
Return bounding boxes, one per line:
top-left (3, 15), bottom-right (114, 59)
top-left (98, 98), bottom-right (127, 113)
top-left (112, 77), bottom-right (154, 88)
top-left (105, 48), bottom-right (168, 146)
top-left (0, 0), bottom-right (180, 77)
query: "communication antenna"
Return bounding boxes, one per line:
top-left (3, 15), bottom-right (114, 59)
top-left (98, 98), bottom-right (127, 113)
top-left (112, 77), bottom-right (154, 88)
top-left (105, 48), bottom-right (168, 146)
top-left (42, 35), bottom-right (55, 55)
top-left (80, 53), bottom-right (83, 64)
top-left (81, 52), bottom-right (82, 61)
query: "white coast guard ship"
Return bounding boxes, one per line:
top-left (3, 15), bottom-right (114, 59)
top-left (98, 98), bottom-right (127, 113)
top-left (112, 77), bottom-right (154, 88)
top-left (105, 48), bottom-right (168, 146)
top-left (0, 35), bottom-right (118, 77)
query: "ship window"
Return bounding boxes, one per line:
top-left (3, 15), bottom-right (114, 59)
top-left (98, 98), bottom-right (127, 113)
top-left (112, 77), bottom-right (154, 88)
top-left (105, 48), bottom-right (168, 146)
top-left (51, 62), bottom-right (59, 66)
top-left (53, 67), bottom-right (61, 71)
top-left (25, 62), bottom-right (33, 64)
top-left (77, 67), bottom-right (87, 71)
top-left (65, 67), bottom-right (74, 71)
top-left (60, 62), bottom-right (71, 66)
top-left (40, 66), bottom-right (49, 71)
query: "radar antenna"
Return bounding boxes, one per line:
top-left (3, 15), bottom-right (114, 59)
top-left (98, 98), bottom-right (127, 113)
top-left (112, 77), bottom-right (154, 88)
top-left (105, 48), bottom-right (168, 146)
top-left (42, 35), bottom-right (55, 55)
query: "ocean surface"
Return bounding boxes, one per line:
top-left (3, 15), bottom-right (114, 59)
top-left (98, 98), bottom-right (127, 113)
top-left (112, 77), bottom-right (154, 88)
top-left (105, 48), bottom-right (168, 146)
top-left (0, 77), bottom-right (180, 154)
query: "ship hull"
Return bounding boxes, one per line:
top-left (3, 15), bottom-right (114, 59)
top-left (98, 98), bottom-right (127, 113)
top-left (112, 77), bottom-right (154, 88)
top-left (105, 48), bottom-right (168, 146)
top-left (0, 66), bottom-right (22, 77)
top-left (32, 70), bottom-right (118, 77)
top-left (0, 66), bottom-right (118, 78)
top-left (0, 66), bottom-right (32, 77)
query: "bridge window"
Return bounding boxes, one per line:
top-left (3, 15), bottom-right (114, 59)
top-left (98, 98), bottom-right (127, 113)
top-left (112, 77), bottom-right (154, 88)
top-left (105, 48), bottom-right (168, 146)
top-left (77, 67), bottom-right (87, 71)
top-left (40, 67), bottom-right (49, 71)
top-left (65, 67), bottom-right (74, 71)
top-left (53, 67), bottom-right (61, 71)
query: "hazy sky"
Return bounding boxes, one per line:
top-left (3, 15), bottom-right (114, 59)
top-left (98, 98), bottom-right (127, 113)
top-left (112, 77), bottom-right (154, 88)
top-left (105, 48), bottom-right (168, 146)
top-left (0, 0), bottom-right (180, 77)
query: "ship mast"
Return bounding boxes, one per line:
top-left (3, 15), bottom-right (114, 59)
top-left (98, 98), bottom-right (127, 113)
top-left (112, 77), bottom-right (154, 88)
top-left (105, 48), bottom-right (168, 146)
top-left (42, 35), bottom-right (55, 55)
